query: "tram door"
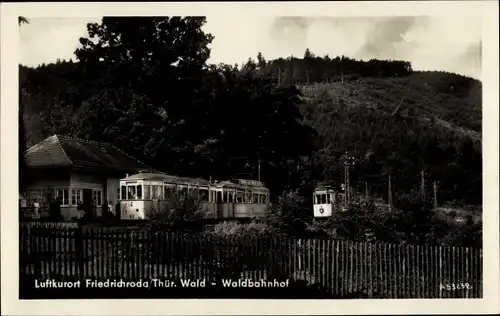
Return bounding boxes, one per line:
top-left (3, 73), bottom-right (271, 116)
top-left (82, 189), bottom-right (93, 218)
top-left (216, 191), bottom-right (223, 219)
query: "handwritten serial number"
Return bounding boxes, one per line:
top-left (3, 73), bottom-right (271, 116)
top-left (439, 283), bottom-right (472, 291)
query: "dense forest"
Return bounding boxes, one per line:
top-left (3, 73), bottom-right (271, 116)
top-left (19, 17), bottom-right (482, 209)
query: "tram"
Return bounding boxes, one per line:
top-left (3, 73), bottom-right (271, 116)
top-left (312, 184), bottom-right (346, 217)
top-left (119, 172), bottom-right (270, 220)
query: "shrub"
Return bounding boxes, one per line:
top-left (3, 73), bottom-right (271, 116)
top-left (145, 189), bottom-right (205, 232)
top-left (264, 189), bottom-right (310, 236)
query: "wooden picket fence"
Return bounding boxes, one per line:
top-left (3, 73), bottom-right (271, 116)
top-left (19, 223), bottom-right (483, 298)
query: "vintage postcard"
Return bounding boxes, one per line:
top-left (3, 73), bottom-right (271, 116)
top-left (1, 1), bottom-right (499, 315)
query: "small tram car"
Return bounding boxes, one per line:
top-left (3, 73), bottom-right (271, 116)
top-left (119, 172), bottom-right (270, 220)
top-left (312, 185), bottom-right (346, 217)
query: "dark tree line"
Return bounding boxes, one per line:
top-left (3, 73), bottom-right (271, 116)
top-left (242, 48), bottom-right (412, 86)
top-left (19, 17), bottom-right (482, 207)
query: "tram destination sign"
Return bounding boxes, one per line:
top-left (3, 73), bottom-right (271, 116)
top-left (237, 179), bottom-right (263, 186)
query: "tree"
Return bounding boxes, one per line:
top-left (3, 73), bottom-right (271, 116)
top-left (265, 190), bottom-right (310, 236)
top-left (18, 15), bottom-right (29, 193)
top-left (18, 16), bottom-right (29, 25)
top-left (72, 17), bottom-right (215, 167)
top-left (19, 97), bottom-right (27, 193)
top-left (256, 52), bottom-right (266, 69)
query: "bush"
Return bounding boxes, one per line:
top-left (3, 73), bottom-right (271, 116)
top-left (304, 188), bottom-right (482, 247)
top-left (146, 190), bottom-right (205, 232)
top-left (264, 189), bottom-right (310, 236)
top-left (210, 220), bottom-right (276, 238)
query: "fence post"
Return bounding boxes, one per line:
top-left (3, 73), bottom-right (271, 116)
top-left (75, 226), bottom-right (85, 285)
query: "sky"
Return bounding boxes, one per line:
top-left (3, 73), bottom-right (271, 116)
top-left (19, 16), bottom-right (482, 79)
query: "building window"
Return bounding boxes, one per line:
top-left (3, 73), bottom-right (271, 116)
top-left (71, 189), bottom-right (82, 205)
top-left (92, 189), bottom-right (102, 206)
top-left (55, 189), bottom-right (70, 206)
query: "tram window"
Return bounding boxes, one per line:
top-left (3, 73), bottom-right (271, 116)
top-left (158, 185), bottom-right (164, 199)
top-left (136, 185), bottom-right (142, 199)
top-left (321, 194), bottom-right (327, 204)
top-left (314, 194), bottom-right (319, 204)
top-left (164, 185), bottom-right (173, 198)
top-left (252, 193), bottom-right (259, 203)
top-left (235, 191), bottom-right (244, 203)
top-left (151, 185), bottom-right (159, 199)
top-left (228, 192), bottom-right (234, 203)
top-left (121, 186), bottom-right (126, 200)
top-left (143, 185), bottom-right (150, 199)
top-left (127, 186), bottom-right (136, 200)
top-left (245, 192), bottom-right (251, 203)
top-left (199, 189), bottom-right (209, 202)
top-left (191, 188), bottom-right (198, 199)
top-left (326, 194), bottom-right (331, 204)
top-left (216, 192), bottom-right (222, 203)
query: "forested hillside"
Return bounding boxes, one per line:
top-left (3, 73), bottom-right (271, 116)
top-left (19, 17), bottom-right (482, 207)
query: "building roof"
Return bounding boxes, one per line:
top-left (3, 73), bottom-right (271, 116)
top-left (24, 135), bottom-right (154, 173)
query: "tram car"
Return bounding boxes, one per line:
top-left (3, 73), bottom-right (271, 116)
top-left (312, 184), bottom-right (346, 217)
top-left (119, 172), bottom-right (270, 220)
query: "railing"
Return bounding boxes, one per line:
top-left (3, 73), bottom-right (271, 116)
top-left (19, 223), bottom-right (483, 298)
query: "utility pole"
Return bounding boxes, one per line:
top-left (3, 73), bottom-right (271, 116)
top-left (343, 152), bottom-right (355, 206)
top-left (344, 162), bottom-right (349, 205)
top-left (340, 55), bottom-right (344, 83)
top-left (421, 170), bottom-right (426, 201)
top-left (433, 181), bottom-right (438, 210)
top-left (257, 159), bottom-right (262, 182)
top-left (278, 67), bottom-right (281, 87)
top-left (365, 181), bottom-right (369, 201)
top-left (388, 174), bottom-right (393, 210)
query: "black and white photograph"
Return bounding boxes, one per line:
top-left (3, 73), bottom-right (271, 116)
top-left (1, 1), bottom-right (499, 315)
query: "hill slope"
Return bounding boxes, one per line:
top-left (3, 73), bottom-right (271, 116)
top-left (295, 71), bottom-right (481, 205)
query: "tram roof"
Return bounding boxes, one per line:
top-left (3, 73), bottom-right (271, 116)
top-left (214, 180), bottom-right (270, 192)
top-left (314, 185), bottom-right (336, 192)
top-left (121, 173), bottom-right (269, 191)
top-left (121, 172), bottom-right (211, 186)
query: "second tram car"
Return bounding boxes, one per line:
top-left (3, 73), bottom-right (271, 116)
top-left (313, 185), bottom-right (346, 217)
top-left (119, 172), bottom-right (270, 220)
